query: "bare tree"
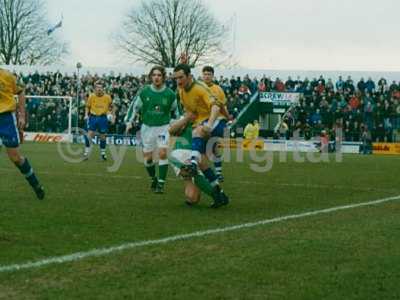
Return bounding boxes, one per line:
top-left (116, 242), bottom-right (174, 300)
top-left (114, 0), bottom-right (227, 67)
top-left (0, 0), bottom-right (68, 65)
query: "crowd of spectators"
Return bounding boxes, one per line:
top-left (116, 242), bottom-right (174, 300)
top-left (14, 70), bottom-right (400, 142)
top-left (18, 70), bottom-right (259, 134)
top-left (268, 75), bottom-right (400, 142)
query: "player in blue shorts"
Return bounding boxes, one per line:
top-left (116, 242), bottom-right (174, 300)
top-left (174, 64), bottom-right (229, 187)
top-left (201, 66), bottom-right (229, 182)
top-left (0, 67), bottom-right (44, 199)
top-left (83, 81), bottom-right (113, 161)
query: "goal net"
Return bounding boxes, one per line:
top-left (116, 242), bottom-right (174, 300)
top-left (24, 95), bottom-right (75, 142)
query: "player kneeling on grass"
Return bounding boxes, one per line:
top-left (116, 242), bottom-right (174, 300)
top-left (125, 66), bottom-right (179, 194)
top-left (0, 68), bottom-right (44, 199)
top-left (169, 114), bottom-right (229, 208)
top-left (83, 81), bottom-right (114, 161)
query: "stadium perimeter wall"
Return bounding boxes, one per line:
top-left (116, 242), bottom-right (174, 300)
top-left (20, 132), bottom-right (386, 155)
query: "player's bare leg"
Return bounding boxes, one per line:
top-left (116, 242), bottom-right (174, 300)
top-left (180, 165), bottom-right (227, 208)
top-left (188, 125), bottom-right (207, 175)
top-left (184, 180), bottom-right (200, 206)
top-left (143, 151), bottom-right (158, 192)
top-left (186, 125), bottom-right (229, 207)
top-left (171, 149), bottom-right (227, 208)
top-left (6, 147), bottom-right (44, 200)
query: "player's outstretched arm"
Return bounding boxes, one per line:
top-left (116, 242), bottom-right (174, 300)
top-left (203, 104), bottom-right (220, 134)
top-left (220, 105), bottom-right (230, 120)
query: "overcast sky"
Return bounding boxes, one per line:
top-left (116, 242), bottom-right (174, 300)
top-left (45, 0), bottom-right (400, 71)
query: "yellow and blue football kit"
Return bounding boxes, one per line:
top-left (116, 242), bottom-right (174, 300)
top-left (0, 68), bottom-right (44, 199)
top-left (86, 93), bottom-right (112, 133)
top-left (84, 93), bottom-right (113, 160)
top-left (0, 69), bottom-right (22, 147)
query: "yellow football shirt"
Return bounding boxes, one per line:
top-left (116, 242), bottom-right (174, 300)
top-left (177, 81), bottom-right (218, 126)
top-left (207, 82), bottom-right (227, 119)
top-left (0, 69), bottom-right (22, 113)
top-left (244, 123), bottom-right (259, 139)
top-left (86, 93), bottom-right (112, 116)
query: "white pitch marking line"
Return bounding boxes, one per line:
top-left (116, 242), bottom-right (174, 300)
top-left (0, 194), bottom-right (399, 274)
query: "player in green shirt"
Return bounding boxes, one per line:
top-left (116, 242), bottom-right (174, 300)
top-left (169, 113), bottom-right (229, 208)
top-left (125, 66), bottom-right (179, 193)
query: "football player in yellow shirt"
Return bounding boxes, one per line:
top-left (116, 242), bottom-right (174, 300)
top-left (0, 68), bottom-right (44, 199)
top-left (84, 81), bottom-right (113, 161)
top-left (244, 120), bottom-right (260, 140)
top-left (173, 64), bottom-right (229, 208)
top-left (201, 66), bottom-right (229, 182)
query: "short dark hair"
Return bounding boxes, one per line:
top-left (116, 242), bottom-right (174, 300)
top-left (174, 64), bottom-right (191, 76)
top-left (202, 66), bottom-right (214, 74)
top-left (149, 66), bottom-right (166, 79)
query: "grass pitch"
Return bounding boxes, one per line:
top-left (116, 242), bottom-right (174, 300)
top-left (0, 143), bottom-right (399, 299)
